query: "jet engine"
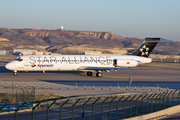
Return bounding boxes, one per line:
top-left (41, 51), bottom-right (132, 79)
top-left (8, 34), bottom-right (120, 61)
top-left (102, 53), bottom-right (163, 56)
top-left (113, 59), bottom-right (141, 67)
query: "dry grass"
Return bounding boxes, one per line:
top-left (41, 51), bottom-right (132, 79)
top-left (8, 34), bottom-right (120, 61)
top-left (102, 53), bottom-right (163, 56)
top-left (0, 93), bottom-right (63, 103)
top-left (0, 93), bottom-right (16, 103)
top-left (35, 93), bottom-right (63, 101)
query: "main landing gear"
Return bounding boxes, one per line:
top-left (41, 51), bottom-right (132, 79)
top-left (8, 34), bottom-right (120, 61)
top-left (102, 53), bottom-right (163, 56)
top-left (13, 71), bottom-right (17, 76)
top-left (96, 72), bottom-right (102, 77)
top-left (87, 71), bottom-right (93, 76)
top-left (86, 71), bottom-right (102, 77)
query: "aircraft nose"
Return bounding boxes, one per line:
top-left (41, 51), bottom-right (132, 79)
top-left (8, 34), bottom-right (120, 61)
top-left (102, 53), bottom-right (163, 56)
top-left (5, 63), bottom-right (15, 70)
top-left (5, 63), bottom-right (10, 70)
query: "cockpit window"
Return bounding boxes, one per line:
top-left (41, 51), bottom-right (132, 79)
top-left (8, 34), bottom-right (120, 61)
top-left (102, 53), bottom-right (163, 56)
top-left (15, 57), bottom-right (23, 61)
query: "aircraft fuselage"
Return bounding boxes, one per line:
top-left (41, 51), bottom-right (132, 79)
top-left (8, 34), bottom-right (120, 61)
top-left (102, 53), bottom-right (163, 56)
top-left (5, 55), bottom-right (151, 71)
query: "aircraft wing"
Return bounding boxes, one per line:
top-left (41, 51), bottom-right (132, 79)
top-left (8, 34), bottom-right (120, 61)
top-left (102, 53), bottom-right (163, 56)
top-left (77, 66), bottom-right (140, 71)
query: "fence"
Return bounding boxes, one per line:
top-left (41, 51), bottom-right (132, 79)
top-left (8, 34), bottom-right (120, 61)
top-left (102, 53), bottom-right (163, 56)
top-left (1, 90), bottom-right (179, 120)
top-left (0, 102), bottom-right (33, 113)
top-left (0, 82), bottom-right (171, 96)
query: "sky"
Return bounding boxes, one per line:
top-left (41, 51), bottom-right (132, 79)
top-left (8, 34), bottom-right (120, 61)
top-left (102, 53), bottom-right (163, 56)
top-left (0, 0), bottom-right (180, 41)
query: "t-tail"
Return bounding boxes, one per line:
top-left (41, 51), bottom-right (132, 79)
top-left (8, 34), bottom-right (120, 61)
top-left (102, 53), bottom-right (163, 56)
top-left (131, 37), bottom-right (171, 57)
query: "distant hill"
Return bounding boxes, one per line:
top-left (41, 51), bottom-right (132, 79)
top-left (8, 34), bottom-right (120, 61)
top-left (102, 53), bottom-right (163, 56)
top-left (0, 28), bottom-right (179, 54)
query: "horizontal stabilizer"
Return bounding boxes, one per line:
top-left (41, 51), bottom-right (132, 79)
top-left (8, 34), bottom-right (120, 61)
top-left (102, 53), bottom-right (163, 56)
top-left (145, 40), bottom-right (173, 43)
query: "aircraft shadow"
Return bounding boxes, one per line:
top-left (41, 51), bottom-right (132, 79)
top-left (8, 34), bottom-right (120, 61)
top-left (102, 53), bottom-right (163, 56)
top-left (0, 66), bottom-right (11, 73)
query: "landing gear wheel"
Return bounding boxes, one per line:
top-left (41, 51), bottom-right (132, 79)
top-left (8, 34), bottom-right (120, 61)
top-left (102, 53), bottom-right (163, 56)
top-left (87, 72), bottom-right (93, 76)
top-left (13, 71), bottom-right (17, 76)
top-left (96, 72), bottom-right (102, 77)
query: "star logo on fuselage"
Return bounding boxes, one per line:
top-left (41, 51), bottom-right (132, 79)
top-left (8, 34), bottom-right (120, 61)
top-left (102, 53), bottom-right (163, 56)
top-left (140, 45), bottom-right (149, 56)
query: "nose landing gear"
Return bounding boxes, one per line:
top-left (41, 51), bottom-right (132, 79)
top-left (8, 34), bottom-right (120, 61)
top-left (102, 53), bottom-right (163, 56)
top-left (13, 71), bottom-right (17, 76)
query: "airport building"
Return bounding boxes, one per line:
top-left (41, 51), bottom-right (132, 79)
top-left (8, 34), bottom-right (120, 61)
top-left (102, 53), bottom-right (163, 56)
top-left (13, 49), bottom-right (38, 55)
top-left (150, 54), bottom-right (180, 62)
top-left (0, 50), bottom-right (6, 55)
top-left (21, 51), bottom-right (43, 55)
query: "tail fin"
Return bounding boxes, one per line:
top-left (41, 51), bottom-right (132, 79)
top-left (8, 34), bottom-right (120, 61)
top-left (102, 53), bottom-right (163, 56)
top-left (131, 38), bottom-right (161, 57)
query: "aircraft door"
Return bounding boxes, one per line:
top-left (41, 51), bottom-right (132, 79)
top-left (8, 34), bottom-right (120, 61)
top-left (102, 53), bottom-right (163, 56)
top-left (113, 59), bottom-right (117, 67)
top-left (24, 57), bottom-right (29, 70)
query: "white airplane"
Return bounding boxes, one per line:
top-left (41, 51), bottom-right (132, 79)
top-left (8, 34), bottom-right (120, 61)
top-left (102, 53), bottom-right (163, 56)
top-left (5, 38), bottom-right (171, 77)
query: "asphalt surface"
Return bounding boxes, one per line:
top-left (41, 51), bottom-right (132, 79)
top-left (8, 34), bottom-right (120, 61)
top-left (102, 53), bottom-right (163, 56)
top-left (0, 99), bottom-right (161, 120)
top-left (1, 59), bottom-right (180, 91)
top-left (0, 59), bottom-right (180, 96)
top-left (161, 112), bottom-right (180, 120)
top-left (1, 59), bottom-right (180, 82)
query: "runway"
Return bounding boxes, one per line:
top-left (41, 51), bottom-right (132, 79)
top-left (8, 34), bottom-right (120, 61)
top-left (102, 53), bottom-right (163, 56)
top-left (0, 59), bottom-right (180, 96)
top-left (0, 58), bottom-right (180, 120)
top-left (1, 59), bottom-right (180, 82)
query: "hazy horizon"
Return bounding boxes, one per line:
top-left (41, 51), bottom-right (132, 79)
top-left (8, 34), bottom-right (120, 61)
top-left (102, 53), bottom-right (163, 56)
top-left (0, 0), bottom-right (180, 41)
